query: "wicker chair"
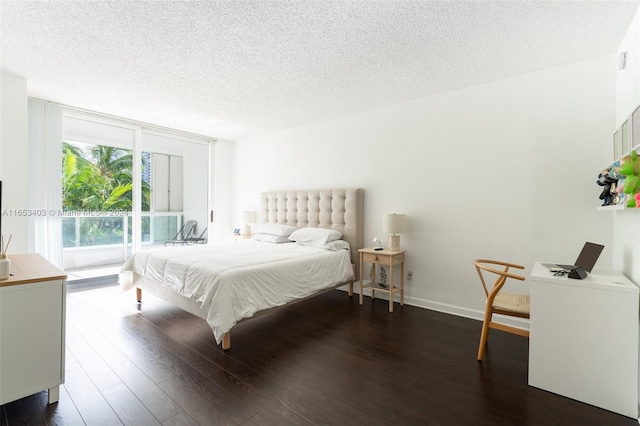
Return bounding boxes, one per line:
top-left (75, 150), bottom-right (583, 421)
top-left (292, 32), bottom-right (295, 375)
top-left (474, 259), bottom-right (530, 361)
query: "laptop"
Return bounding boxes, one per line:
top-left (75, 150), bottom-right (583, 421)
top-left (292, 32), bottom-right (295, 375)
top-left (542, 242), bottom-right (605, 273)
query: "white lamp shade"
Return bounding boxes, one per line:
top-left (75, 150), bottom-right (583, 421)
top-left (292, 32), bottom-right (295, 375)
top-left (383, 213), bottom-right (407, 234)
top-left (241, 210), bottom-right (256, 224)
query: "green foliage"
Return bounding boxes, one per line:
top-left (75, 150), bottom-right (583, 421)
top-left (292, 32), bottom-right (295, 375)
top-left (62, 142), bottom-right (150, 211)
top-left (62, 141), bottom-right (150, 246)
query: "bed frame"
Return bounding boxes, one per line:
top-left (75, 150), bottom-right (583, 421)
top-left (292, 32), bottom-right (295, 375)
top-left (133, 188), bottom-right (364, 350)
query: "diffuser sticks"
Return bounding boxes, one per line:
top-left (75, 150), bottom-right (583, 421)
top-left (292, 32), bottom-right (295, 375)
top-left (1, 234), bottom-right (11, 256)
top-left (0, 234), bottom-right (11, 280)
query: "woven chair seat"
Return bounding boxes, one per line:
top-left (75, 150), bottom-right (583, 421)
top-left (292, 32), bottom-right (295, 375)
top-left (493, 292), bottom-right (530, 315)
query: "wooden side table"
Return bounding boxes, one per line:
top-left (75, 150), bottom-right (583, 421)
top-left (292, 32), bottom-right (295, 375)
top-left (358, 247), bottom-right (406, 312)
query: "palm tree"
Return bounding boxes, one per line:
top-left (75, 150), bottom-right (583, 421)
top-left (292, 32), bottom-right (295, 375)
top-left (63, 142), bottom-right (150, 211)
top-left (62, 142), bottom-right (150, 246)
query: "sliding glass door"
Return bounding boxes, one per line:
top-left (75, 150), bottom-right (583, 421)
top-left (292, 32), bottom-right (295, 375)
top-left (60, 111), bottom-right (211, 282)
top-left (62, 116), bottom-right (135, 277)
top-left (139, 131), bottom-right (209, 248)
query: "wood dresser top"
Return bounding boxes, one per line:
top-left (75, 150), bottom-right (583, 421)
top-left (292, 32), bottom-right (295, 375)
top-left (0, 253), bottom-right (67, 287)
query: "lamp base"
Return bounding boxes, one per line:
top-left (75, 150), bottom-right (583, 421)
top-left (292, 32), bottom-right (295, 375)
top-left (386, 234), bottom-right (400, 251)
top-left (242, 224), bottom-right (252, 236)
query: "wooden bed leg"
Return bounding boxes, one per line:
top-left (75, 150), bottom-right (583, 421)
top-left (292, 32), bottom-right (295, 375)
top-left (348, 282), bottom-right (353, 296)
top-left (222, 332), bottom-right (231, 351)
top-left (136, 287), bottom-right (142, 302)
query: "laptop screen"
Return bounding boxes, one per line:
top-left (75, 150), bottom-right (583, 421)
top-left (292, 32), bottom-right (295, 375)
top-left (574, 242), bottom-right (605, 272)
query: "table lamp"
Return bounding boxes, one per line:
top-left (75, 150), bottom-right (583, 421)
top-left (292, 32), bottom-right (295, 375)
top-left (383, 213), bottom-right (406, 250)
top-left (241, 210), bottom-right (256, 235)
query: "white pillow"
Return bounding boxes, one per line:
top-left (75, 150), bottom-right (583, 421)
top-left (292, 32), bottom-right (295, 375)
top-left (253, 223), bottom-right (298, 237)
top-left (288, 227), bottom-right (342, 244)
top-left (296, 240), bottom-right (350, 251)
top-left (252, 233), bottom-right (293, 244)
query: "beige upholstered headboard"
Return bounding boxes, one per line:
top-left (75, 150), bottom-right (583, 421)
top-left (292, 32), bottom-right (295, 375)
top-left (259, 188), bottom-right (364, 275)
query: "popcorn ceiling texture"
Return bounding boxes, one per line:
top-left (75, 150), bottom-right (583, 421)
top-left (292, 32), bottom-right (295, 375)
top-left (1, 1), bottom-right (638, 141)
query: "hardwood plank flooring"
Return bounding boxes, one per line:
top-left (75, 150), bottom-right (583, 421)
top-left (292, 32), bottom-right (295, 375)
top-left (1, 284), bottom-right (636, 426)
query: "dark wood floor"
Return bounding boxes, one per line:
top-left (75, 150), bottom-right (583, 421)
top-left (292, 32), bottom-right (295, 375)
top-left (1, 284), bottom-right (636, 426)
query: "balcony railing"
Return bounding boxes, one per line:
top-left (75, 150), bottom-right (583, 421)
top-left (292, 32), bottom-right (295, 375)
top-left (62, 211), bottom-right (184, 270)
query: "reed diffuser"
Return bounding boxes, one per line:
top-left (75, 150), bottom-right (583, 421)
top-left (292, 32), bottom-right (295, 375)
top-left (0, 234), bottom-right (12, 280)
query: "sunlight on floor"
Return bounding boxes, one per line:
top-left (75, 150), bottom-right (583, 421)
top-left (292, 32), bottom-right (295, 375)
top-left (66, 263), bottom-right (123, 283)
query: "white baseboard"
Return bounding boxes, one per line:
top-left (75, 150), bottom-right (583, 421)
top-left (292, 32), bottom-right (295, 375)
top-left (405, 294), bottom-right (530, 331)
top-left (338, 285), bottom-right (529, 331)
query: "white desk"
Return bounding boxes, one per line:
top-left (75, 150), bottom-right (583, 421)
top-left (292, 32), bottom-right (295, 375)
top-left (529, 262), bottom-right (639, 418)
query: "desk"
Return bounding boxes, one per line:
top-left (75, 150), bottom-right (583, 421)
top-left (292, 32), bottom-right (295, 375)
top-left (529, 262), bottom-right (638, 418)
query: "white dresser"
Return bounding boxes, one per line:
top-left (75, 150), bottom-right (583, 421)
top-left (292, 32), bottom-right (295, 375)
top-left (529, 262), bottom-right (639, 418)
top-left (0, 254), bottom-right (67, 405)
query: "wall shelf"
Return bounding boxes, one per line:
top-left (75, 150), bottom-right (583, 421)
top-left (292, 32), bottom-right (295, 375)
top-left (597, 204), bottom-right (627, 211)
top-left (601, 121), bottom-right (640, 211)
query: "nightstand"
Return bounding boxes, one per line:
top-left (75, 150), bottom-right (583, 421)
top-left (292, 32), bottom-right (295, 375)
top-left (358, 247), bottom-right (406, 312)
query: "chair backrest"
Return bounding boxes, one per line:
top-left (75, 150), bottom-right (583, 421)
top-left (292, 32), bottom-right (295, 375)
top-left (474, 259), bottom-right (525, 303)
top-left (181, 220), bottom-right (197, 240)
top-left (187, 227), bottom-right (207, 243)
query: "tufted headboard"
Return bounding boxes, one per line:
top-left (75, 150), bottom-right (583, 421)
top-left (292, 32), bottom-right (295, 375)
top-left (259, 188), bottom-right (364, 276)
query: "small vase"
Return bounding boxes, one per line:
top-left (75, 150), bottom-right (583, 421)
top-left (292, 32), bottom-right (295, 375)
top-left (0, 254), bottom-right (10, 280)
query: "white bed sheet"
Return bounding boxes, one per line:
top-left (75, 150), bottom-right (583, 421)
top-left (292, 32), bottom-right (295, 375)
top-left (119, 240), bottom-right (354, 343)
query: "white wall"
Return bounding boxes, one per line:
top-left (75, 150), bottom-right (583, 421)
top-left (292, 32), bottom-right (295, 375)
top-left (0, 72), bottom-right (29, 254)
top-left (614, 211), bottom-right (640, 283)
top-left (228, 56), bottom-right (616, 321)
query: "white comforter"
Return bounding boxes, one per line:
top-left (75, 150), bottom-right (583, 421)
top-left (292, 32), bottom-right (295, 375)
top-left (119, 241), bottom-right (354, 343)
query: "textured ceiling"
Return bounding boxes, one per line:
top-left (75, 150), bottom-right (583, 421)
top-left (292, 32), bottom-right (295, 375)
top-left (2, 1), bottom-right (639, 141)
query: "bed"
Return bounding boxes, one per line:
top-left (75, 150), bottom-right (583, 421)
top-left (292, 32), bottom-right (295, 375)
top-left (119, 188), bottom-right (363, 350)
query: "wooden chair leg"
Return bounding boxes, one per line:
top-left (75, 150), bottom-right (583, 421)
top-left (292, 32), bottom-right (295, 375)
top-left (477, 308), bottom-right (493, 361)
